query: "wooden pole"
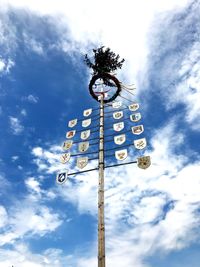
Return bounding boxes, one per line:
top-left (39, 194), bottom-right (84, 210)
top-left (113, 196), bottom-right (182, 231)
top-left (98, 93), bottom-right (105, 267)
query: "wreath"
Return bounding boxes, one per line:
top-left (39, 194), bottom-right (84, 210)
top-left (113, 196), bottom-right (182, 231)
top-left (89, 73), bottom-right (121, 103)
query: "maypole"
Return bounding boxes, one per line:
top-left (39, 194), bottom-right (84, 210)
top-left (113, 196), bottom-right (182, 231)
top-left (56, 47), bottom-right (151, 267)
top-left (98, 93), bottom-right (105, 267)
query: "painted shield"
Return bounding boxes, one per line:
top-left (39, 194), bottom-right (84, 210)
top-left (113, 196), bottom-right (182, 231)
top-left (60, 153), bottom-right (70, 164)
top-left (131, 125), bottom-right (144, 135)
top-left (114, 134), bottom-right (126, 145)
top-left (78, 141), bottom-right (89, 152)
top-left (112, 101), bottom-right (122, 109)
top-left (129, 103), bottom-right (139, 111)
top-left (113, 122), bottom-right (124, 132)
top-left (68, 119), bottom-right (77, 128)
top-left (113, 111), bottom-right (123, 120)
top-left (77, 157), bottom-right (88, 169)
top-left (56, 171), bottom-right (68, 184)
top-left (130, 113), bottom-right (141, 122)
top-left (66, 130), bottom-right (76, 139)
top-left (62, 140), bottom-right (73, 150)
top-left (137, 156), bottom-right (151, 169)
top-left (134, 138), bottom-right (147, 150)
top-left (82, 118), bottom-right (91, 128)
top-left (81, 130), bottom-right (91, 140)
top-left (83, 108), bottom-right (92, 117)
top-left (115, 149), bottom-right (128, 161)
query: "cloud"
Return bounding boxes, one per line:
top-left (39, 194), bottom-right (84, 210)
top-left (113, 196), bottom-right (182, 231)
top-left (0, 200), bottom-right (63, 246)
top-left (0, 0), bottom-right (190, 85)
top-left (21, 109), bottom-right (27, 116)
top-left (0, 57), bottom-right (14, 74)
top-left (0, 206), bottom-right (8, 228)
top-left (145, 0), bottom-right (200, 130)
top-left (24, 94), bottom-right (39, 103)
top-left (30, 117), bottom-right (200, 266)
top-left (11, 155), bottom-right (19, 161)
top-left (9, 116), bottom-right (24, 135)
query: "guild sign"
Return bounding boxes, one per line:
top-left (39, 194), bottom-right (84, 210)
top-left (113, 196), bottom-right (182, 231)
top-left (134, 138), bottom-right (147, 150)
top-left (113, 122), bottom-right (124, 132)
top-left (115, 149), bottom-right (128, 161)
top-left (81, 130), bottom-right (91, 140)
top-left (112, 101), bottom-right (122, 109)
top-left (62, 140), bottom-right (73, 150)
top-left (68, 119), bottom-right (77, 128)
top-left (130, 113), bottom-right (141, 122)
top-left (113, 111), bottom-right (123, 120)
top-left (114, 134), bottom-right (126, 145)
top-left (131, 125), bottom-right (144, 135)
top-left (77, 157), bottom-right (88, 169)
top-left (83, 108), bottom-right (92, 117)
top-left (60, 153), bottom-right (70, 164)
top-left (78, 141), bottom-right (89, 152)
top-left (137, 156), bottom-right (151, 169)
top-left (129, 103), bottom-right (139, 111)
top-left (82, 118), bottom-right (91, 128)
top-left (66, 130), bottom-right (76, 139)
top-left (56, 171), bottom-right (68, 184)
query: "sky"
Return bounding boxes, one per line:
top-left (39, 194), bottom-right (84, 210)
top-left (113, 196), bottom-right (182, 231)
top-left (0, 0), bottom-right (200, 266)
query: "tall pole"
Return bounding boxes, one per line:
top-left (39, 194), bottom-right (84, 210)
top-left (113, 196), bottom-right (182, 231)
top-left (98, 93), bottom-right (105, 267)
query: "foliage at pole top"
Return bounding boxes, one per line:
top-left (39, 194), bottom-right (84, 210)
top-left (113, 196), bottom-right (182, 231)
top-left (84, 46), bottom-right (125, 76)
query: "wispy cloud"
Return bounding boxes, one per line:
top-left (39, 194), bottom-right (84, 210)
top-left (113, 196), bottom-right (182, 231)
top-left (9, 116), bottom-right (24, 135)
top-left (23, 94), bottom-right (39, 104)
top-left (0, 57), bottom-right (14, 74)
top-left (145, 0), bottom-right (200, 130)
top-left (30, 117), bottom-right (200, 266)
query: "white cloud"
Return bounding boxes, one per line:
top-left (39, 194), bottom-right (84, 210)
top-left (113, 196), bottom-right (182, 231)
top-left (9, 116), bottom-right (24, 135)
top-left (30, 118), bottom-right (200, 266)
top-left (11, 155), bottom-right (19, 161)
top-left (25, 94), bottom-right (39, 103)
top-left (0, 59), bottom-right (5, 72)
top-left (0, 0), bottom-right (190, 84)
top-left (143, 1), bottom-right (200, 130)
top-left (0, 57), bottom-right (14, 74)
top-left (0, 202), bottom-right (62, 246)
top-left (0, 206), bottom-right (8, 228)
top-left (23, 32), bottom-right (44, 55)
top-left (21, 109), bottom-right (27, 116)
top-left (25, 177), bottom-right (41, 194)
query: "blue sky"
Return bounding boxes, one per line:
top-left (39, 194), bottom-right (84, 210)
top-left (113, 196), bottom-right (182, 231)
top-left (0, 0), bottom-right (200, 266)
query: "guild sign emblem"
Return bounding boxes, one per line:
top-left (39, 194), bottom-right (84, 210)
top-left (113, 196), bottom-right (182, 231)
top-left (62, 140), bottom-right (73, 150)
top-left (68, 119), bottom-right (77, 128)
top-left (129, 103), bottom-right (139, 111)
top-left (112, 101), bottom-right (122, 109)
top-left (134, 138), bottom-right (147, 150)
top-left (78, 141), bottom-right (89, 152)
top-left (77, 157), bottom-right (88, 169)
top-left (114, 134), bottom-right (126, 145)
top-left (81, 130), bottom-right (91, 140)
top-left (130, 113), bottom-right (141, 122)
top-left (137, 156), bottom-right (151, 169)
top-left (115, 149), bottom-right (128, 161)
top-left (113, 122), bottom-right (124, 132)
top-left (82, 118), bottom-right (91, 128)
top-left (113, 111), bottom-right (123, 120)
top-left (66, 130), bottom-right (76, 139)
top-left (60, 153), bottom-right (70, 164)
top-left (83, 108), bottom-right (92, 117)
top-left (56, 171), bottom-right (68, 184)
top-left (131, 125), bottom-right (144, 135)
